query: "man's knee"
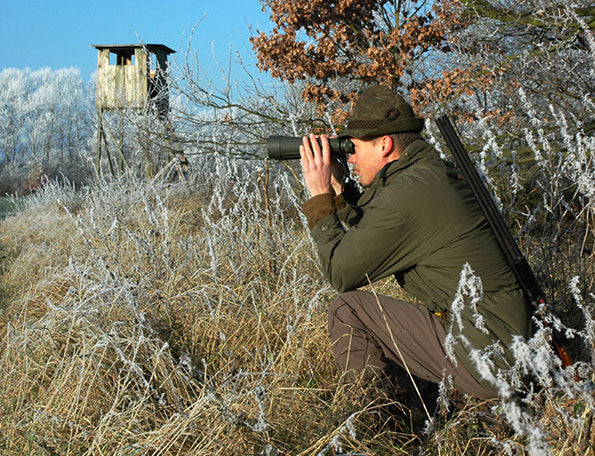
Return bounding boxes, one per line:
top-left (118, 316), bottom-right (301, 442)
top-left (328, 292), bottom-right (346, 318)
top-left (328, 291), bottom-right (363, 329)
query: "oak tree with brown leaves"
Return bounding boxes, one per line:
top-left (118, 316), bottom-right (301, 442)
top-left (251, 0), bottom-right (489, 118)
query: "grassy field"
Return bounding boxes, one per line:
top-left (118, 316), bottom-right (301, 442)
top-left (0, 153), bottom-right (592, 456)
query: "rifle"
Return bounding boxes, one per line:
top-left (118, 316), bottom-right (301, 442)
top-left (435, 115), bottom-right (573, 368)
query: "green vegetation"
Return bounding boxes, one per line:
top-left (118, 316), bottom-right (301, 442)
top-left (0, 197), bottom-right (14, 219)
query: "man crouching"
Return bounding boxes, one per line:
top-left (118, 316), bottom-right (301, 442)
top-left (299, 85), bottom-right (534, 401)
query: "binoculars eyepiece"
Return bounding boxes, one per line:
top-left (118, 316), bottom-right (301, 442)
top-left (267, 136), bottom-right (354, 160)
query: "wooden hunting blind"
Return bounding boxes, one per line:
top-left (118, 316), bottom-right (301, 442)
top-left (91, 43), bottom-right (185, 179)
top-left (91, 43), bottom-right (175, 114)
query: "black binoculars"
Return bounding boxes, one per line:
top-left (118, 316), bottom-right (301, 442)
top-left (267, 136), bottom-right (354, 160)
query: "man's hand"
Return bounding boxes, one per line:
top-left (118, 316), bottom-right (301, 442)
top-left (300, 134), bottom-right (344, 197)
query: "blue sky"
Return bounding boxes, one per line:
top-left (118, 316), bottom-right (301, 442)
top-left (0, 0), bottom-right (273, 84)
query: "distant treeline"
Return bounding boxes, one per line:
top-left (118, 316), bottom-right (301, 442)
top-left (0, 68), bottom-right (95, 194)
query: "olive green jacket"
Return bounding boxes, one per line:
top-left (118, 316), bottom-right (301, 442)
top-left (302, 139), bottom-right (533, 385)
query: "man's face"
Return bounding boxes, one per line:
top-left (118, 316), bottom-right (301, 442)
top-left (348, 137), bottom-right (387, 186)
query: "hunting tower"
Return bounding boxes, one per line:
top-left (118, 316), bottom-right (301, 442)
top-left (92, 43), bottom-right (175, 115)
top-left (91, 43), bottom-right (184, 178)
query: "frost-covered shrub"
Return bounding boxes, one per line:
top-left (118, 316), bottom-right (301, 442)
top-left (0, 154), bottom-right (353, 455)
top-left (428, 88), bottom-right (594, 353)
top-left (439, 261), bottom-right (594, 456)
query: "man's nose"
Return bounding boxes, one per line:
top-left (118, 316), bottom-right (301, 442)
top-left (348, 154), bottom-right (356, 164)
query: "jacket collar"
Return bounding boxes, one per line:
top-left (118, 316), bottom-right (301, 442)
top-left (355, 139), bottom-right (429, 206)
top-left (379, 139), bottom-right (428, 181)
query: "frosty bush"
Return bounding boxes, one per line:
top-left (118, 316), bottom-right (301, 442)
top-left (426, 87), bottom-right (595, 455)
top-left (0, 153), bottom-right (365, 454)
top-left (438, 261), bottom-right (594, 456)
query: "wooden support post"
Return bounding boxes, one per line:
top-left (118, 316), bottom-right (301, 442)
top-left (95, 108), bottom-right (103, 181)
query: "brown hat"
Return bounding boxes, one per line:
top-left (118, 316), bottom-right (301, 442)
top-left (341, 85), bottom-right (425, 139)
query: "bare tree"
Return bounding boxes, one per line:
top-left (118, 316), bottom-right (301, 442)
top-left (448, 0), bottom-right (594, 125)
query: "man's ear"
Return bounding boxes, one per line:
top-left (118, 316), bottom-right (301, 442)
top-left (381, 135), bottom-right (394, 157)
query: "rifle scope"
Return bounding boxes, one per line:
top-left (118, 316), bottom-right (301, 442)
top-left (267, 136), bottom-right (354, 160)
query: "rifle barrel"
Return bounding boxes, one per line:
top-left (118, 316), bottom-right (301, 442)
top-left (436, 115), bottom-right (574, 368)
top-left (435, 115), bottom-right (545, 304)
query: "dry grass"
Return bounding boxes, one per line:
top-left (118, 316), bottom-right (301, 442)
top-left (0, 156), bottom-right (593, 455)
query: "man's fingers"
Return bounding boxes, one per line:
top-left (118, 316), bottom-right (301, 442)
top-left (300, 132), bottom-right (333, 196)
top-left (300, 136), bottom-right (313, 167)
top-left (310, 133), bottom-right (333, 167)
top-left (301, 133), bottom-right (332, 169)
top-left (308, 134), bottom-right (322, 165)
top-left (319, 134), bottom-right (331, 164)
top-left (302, 134), bottom-right (328, 166)
top-left (309, 133), bottom-right (320, 152)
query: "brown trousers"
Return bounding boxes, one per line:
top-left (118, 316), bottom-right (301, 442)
top-left (328, 290), bottom-right (497, 399)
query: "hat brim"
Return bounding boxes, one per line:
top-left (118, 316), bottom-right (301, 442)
top-left (341, 118), bottom-right (425, 139)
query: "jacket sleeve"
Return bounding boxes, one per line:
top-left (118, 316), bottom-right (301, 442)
top-left (302, 193), bottom-right (359, 230)
top-left (308, 188), bottom-right (427, 292)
